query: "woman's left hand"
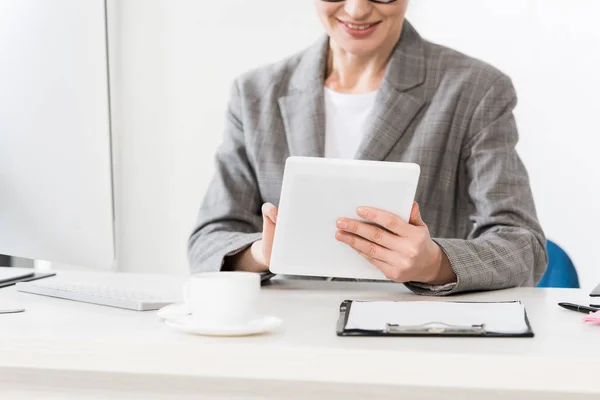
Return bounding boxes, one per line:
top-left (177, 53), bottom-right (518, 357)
top-left (335, 202), bottom-right (457, 285)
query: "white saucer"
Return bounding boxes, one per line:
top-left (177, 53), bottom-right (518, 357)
top-left (156, 302), bottom-right (190, 321)
top-left (165, 315), bottom-right (282, 337)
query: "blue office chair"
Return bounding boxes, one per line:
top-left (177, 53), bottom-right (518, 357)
top-left (537, 240), bottom-right (580, 288)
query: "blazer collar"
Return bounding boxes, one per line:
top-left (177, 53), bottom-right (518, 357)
top-left (289, 20), bottom-right (426, 94)
top-left (280, 20), bottom-right (427, 160)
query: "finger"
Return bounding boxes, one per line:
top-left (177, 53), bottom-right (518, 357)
top-left (353, 249), bottom-right (404, 282)
top-left (261, 202), bottom-right (278, 224)
top-left (336, 218), bottom-right (400, 251)
top-left (261, 204), bottom-right (277, 261)
top-left (335, 231), bottom-right (397, 265)
top-left (356, 206), bottom-right (415, 237)
top-left (409, 202), bottom-right (426, 227)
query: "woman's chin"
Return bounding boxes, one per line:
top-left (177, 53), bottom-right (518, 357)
top-left (333, 38), bottom-right (382, 58)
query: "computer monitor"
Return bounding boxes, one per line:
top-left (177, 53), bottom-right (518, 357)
top-left (0, 0), bottom-right (115, 269)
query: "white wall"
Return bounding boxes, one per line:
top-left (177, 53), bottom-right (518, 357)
top-left (110, 1), bottom-right (600, 288)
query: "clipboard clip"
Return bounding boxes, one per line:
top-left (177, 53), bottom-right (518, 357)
top-left (384, 321), bottom-right (486, 335)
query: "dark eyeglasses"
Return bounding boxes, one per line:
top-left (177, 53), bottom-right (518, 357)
top-left (322, 0), bottom-right (397, 3)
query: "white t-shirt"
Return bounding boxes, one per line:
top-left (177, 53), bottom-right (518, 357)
top-left (324, 87), bottom-right (378, 159)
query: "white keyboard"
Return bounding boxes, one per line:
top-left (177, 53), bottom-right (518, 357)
top-left (16, 280), bottom-right (175, 311)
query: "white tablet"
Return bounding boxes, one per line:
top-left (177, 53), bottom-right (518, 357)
top-left (269, 157), bottom-right (420, 280)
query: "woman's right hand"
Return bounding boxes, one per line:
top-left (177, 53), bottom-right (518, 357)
top-left (249, 202), bottom-right (278, 269)
top-left (231, 203), bottom-right (278, 272)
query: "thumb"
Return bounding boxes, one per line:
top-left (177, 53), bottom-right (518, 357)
top-left (260, 203), bottom-right (277, 265)
top-left (409, 202), bottom-right (426, 227)
top-left (261, 203), bottom-right (278, 224)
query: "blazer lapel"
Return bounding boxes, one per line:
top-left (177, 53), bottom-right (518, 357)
top-left (279, 35), bottom-right (329, 158)
top-left (278, 21), bottom-right (427, 160)
top-left (355, 21), bottom-right (427, 161)
top-left (279, 86), bottom-right (325, 158)
top-left (355, 87), bottom-right (426, 161)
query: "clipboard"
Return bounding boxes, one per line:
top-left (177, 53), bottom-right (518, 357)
top-left (336, 300), bottom-right (535, 338)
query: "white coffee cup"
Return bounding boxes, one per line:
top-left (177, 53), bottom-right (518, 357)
top-left (183, 271), bottom-right (261, 326)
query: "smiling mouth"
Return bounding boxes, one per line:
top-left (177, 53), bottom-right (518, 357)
top-left (338, 20), bottom-right (382, 31)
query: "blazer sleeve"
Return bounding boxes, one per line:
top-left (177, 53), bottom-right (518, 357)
top-left (406, 74), bottom-right (548, 295)
top-left (187, 79), bottom-right (263, 273)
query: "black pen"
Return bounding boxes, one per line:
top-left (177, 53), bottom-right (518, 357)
top-left (558, 302), bottom-right (599, 314)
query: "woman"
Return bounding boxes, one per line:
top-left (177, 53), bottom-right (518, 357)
top-left (188, 0), bottom-right (547, 295)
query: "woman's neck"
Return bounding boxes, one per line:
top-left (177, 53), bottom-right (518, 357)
top-left (324, 35), bottom-right (399, 94)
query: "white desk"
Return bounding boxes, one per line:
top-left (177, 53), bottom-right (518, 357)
top-left (0, 271), bottom-right (598, 400)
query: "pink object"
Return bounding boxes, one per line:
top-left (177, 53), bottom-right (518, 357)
top-left (583, 310), bottom-right (600, 323)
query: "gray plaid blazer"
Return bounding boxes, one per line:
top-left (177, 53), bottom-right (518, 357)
top-left (188, 21), bottom-right (547, 295)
